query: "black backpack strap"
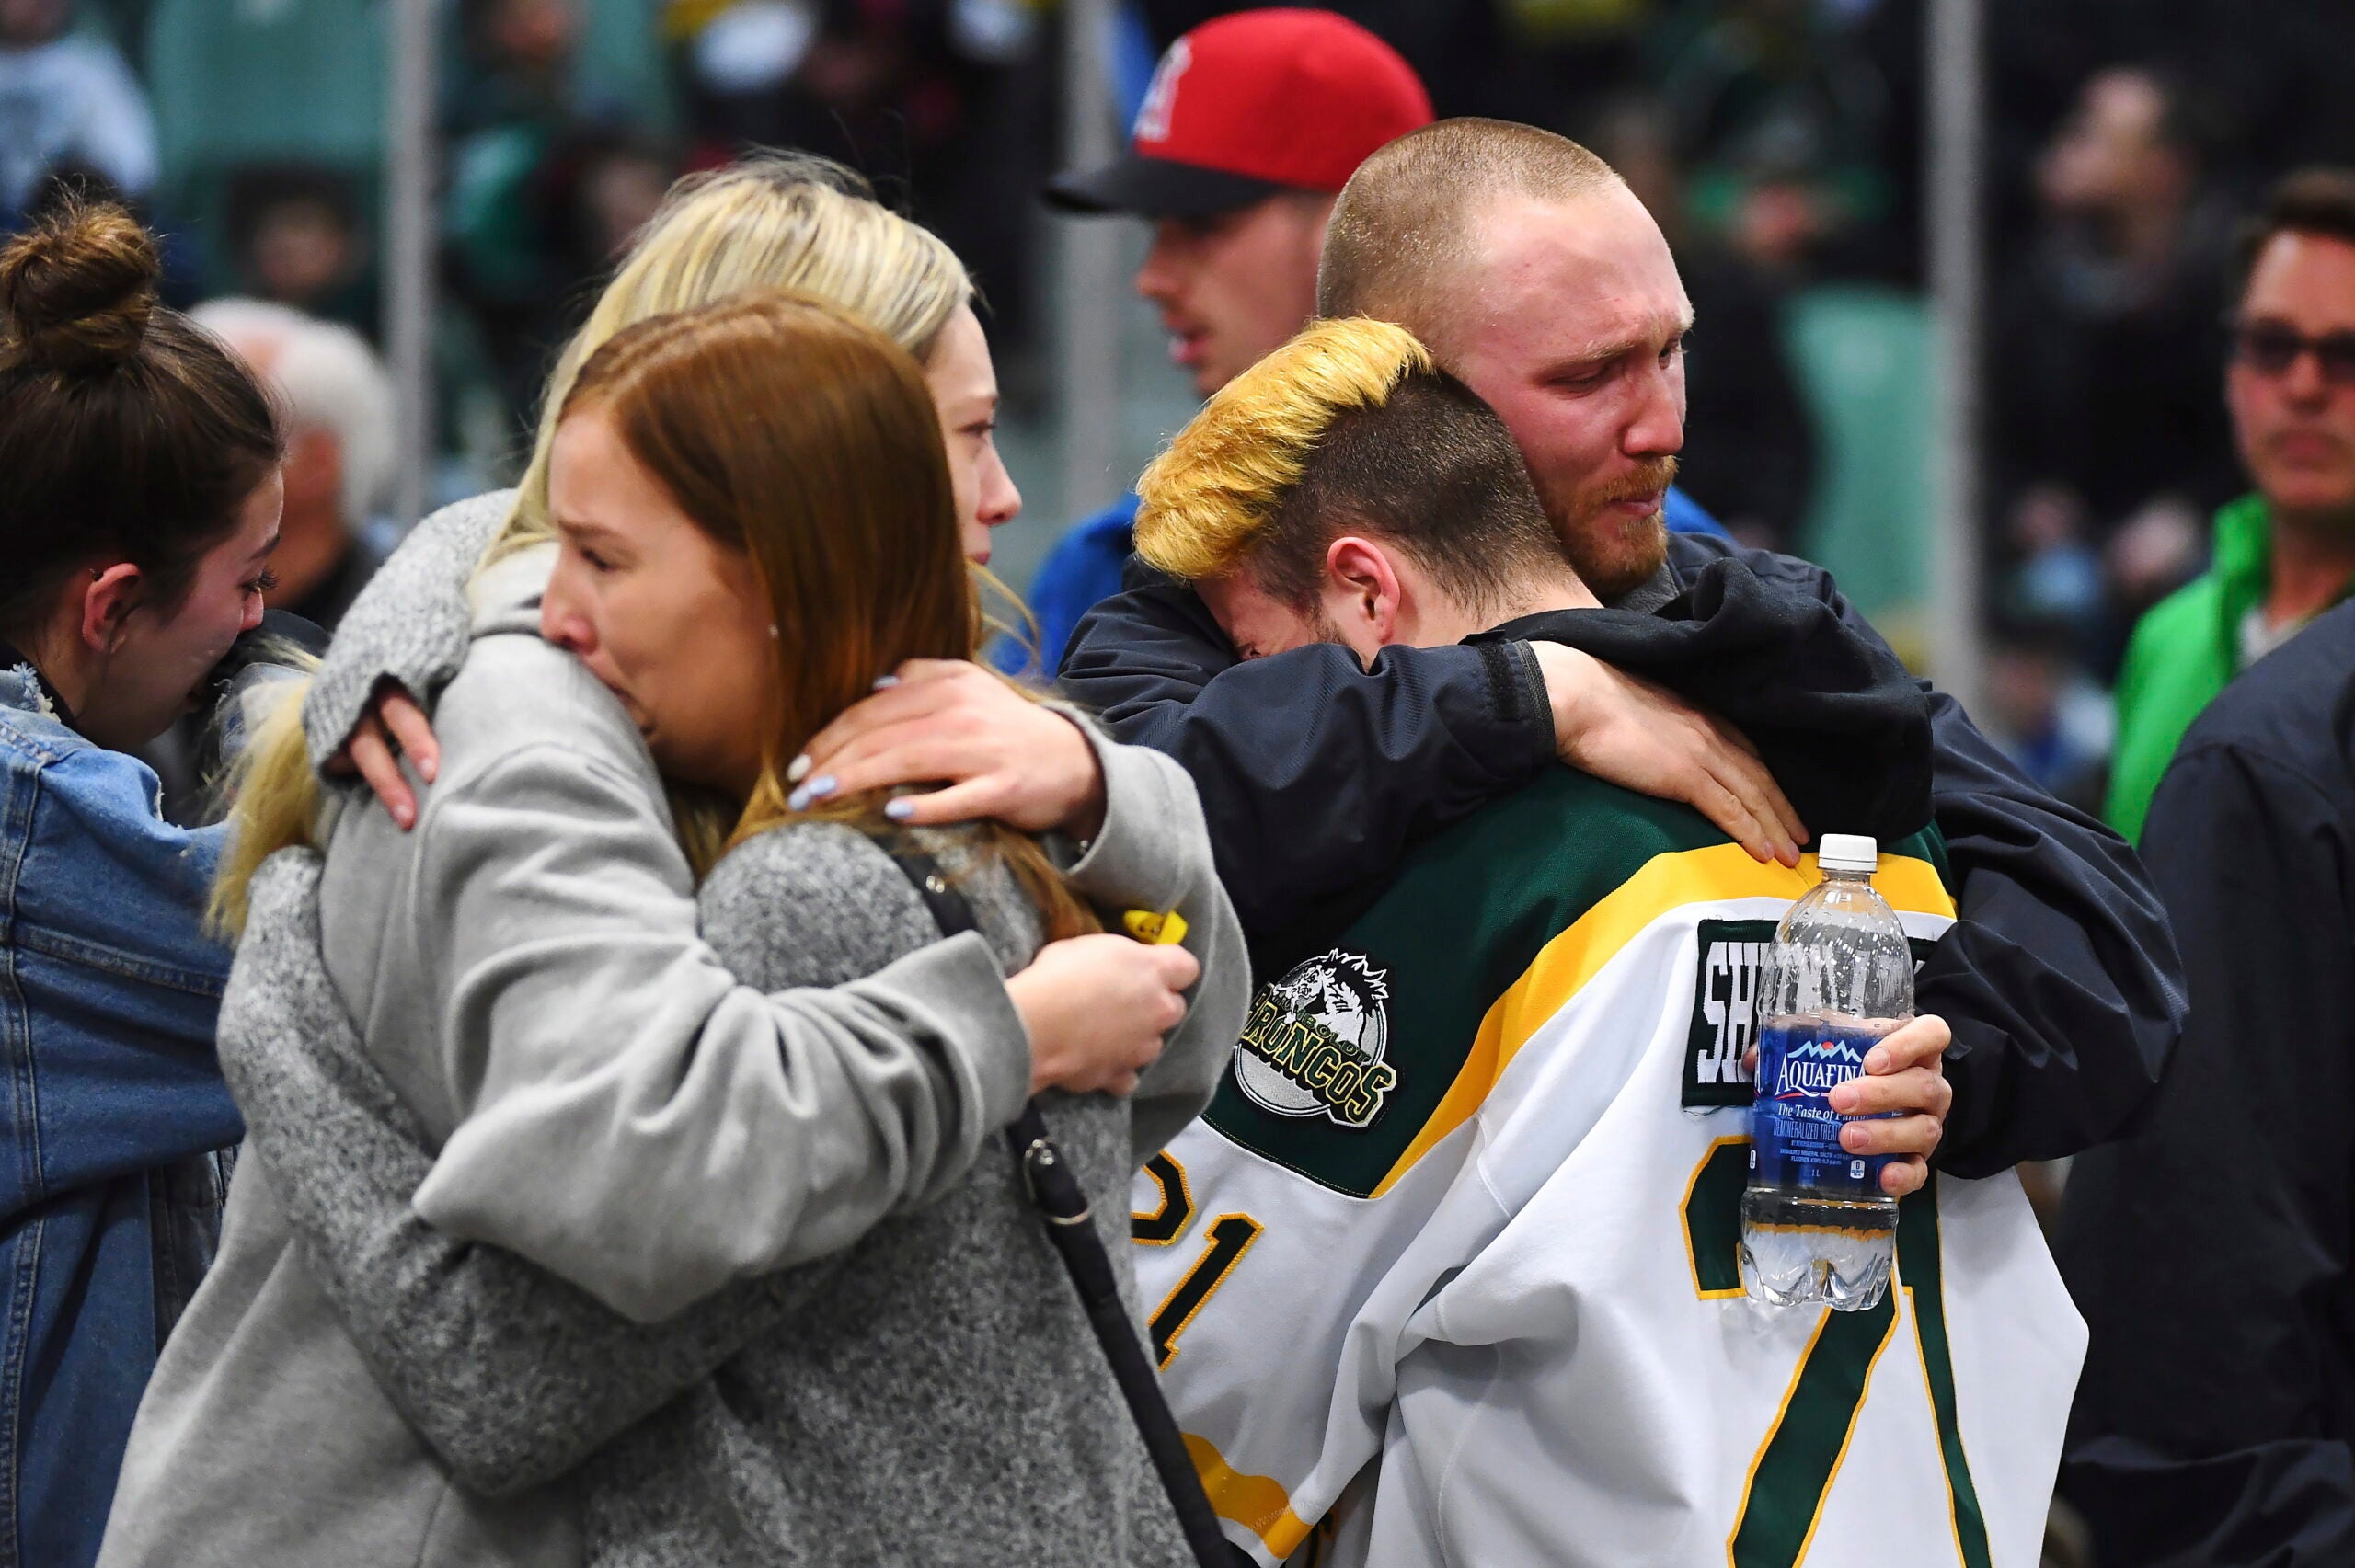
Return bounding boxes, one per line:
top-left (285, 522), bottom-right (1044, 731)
top-left (884, 841), bottom-right (1236, 1568)
top-left (896, 845), bottom-right (981, 940)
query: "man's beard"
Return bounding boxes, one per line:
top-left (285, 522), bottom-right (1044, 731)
top-left (1538, 455), bottom-right (1678, 601)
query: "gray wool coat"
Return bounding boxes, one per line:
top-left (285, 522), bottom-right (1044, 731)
top-left (98, 495), bottom-right (1247, 1568)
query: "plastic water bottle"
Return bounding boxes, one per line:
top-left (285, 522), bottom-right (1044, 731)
top-left (1740, 834), bottom-right (1911, 1312)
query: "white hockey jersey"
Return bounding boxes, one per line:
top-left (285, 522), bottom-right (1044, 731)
top-left (1132, 771), bottom-right (2085, 1568)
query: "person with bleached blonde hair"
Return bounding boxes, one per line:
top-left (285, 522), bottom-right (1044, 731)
top-left (1131, 317), bottom-right (1574, 637)
top-left (98, 154), bottom-right (1239, 1568)
top-left (1105, 319), bottom-right (2076, 1568)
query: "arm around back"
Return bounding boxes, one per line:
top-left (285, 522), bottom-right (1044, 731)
top-left (393, 735), bottom-right (1032, 1320)
top-left (297, 605), bottom-right (1035, 1322)
top-left (231, 790), bottom-right (1200, 1494)
top-left (1058, 572), bottom-right (1555, 933)
top-left (1057, 555), bottom-right (1898, 938)
top-left (220, 854), bottom-right (837, 1495)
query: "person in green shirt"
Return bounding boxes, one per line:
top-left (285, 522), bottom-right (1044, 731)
top-left (2108, 167), bottom-right (2355, 841)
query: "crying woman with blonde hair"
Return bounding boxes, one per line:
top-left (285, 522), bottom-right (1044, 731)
top-left (98, 158), bottom-right (1245, 1568)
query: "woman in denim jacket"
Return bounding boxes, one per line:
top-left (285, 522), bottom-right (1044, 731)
top-left (0, 201), bottom-right (285, 1565)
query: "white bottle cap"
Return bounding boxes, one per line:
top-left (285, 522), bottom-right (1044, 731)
top-left (1816, 833), bottom-right (1879, 874)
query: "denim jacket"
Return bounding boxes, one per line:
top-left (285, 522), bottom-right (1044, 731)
top-left (0, 660), bottom-right (241, 1568)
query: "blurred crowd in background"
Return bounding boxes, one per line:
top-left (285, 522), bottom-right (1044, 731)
top-left (6, 0), bottom-right (2353, 812)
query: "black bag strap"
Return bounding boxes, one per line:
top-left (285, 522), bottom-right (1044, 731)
top-left (896, 848), bottom-right (982, 940)
top-left (887, 842), bottom-right (1236, 1568)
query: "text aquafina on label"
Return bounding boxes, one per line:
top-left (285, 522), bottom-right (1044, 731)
top-left (1740, 834), bottom-right (1911, 1311)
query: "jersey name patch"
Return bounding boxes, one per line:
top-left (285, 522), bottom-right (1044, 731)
top-left (1683, 919), bottom-right (1775, 1107)
top-left (1683, 922), bottom-right (1946, 1108)
top-left (1235, 950), bottom-right (1399, 1128)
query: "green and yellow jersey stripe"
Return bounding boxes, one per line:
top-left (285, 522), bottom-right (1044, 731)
top-left (1207, 766), bottom-right (1947, 1200)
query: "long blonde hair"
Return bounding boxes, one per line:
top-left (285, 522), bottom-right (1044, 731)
top-left (565, 293), bottom-right (1097, 937)
top-left (212, 153), bottom-right (991, 934)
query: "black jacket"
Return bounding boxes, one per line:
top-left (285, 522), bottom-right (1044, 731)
top-left (2056, 599), bottom-right (2355, 1568)
top-left (1060, 532), bottom-right (2187, 1178)
top-left (1242, 558), bottom-right (1935, 972)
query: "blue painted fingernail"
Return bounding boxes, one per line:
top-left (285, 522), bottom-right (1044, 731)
top-left (807, 775), bottom-right (836, 799)
top-left (873, 674), bottom-right (901, 690)
top-left (884, 798), bottom-right (915, 821)
top-left (787, 787), bottom-right (811, 812)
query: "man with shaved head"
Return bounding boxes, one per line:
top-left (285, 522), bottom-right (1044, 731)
top-left (1063, 118), bottom-right (2184, 1196)
top-left (1119, 315), bottom-right (2073, 1568)
top-left (1317, 120), bottom-right (1685, 598)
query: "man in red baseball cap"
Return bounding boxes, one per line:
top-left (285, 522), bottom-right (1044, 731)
top-left (1018, 9), bottom-right (1432, 671)
top-left (1049, 7), bottom-right (1431, 397)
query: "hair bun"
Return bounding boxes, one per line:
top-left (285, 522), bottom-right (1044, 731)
top-left (0, 198), bottom-right (161, 376)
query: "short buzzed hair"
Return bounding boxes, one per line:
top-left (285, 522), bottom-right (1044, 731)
top-left (1134, 317), bottom-right (1565, 616)
top-left (1318, 118), bottom-right (1621, 341)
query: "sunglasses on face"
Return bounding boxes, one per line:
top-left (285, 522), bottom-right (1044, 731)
top-left (2230, 318), bottom-right (2355, 388)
